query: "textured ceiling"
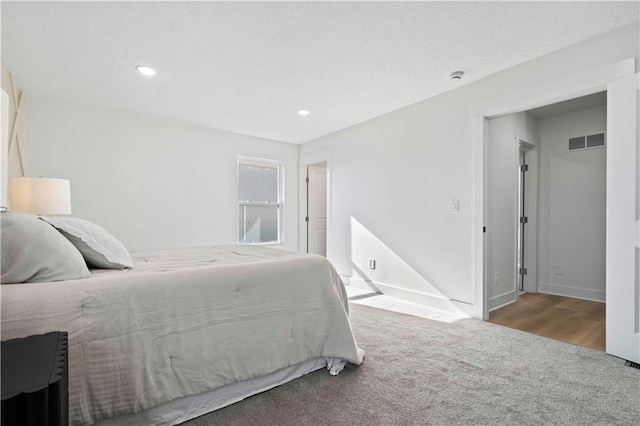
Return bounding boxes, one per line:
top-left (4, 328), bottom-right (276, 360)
top-left (2, 1), bottom-right (638, 144)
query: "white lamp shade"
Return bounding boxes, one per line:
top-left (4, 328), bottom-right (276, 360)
top-left (9, 177), bottom-right (72, 215)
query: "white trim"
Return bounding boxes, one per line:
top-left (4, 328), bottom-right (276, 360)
top-left (474, 117), bottom-right (489, 319)
top-left (472, 58), bottom-right (636, 118)
top-left (237, 156), bottom-right (281, 168)
top-left (538, 282), bottom-right (605, 303)
top-left (299, 149), bottom-right (332, 168)
top-left (298, 149), bottom-right (332, 261)
top-left (489, 290), bottom-right (517, 312)
top-left (473, 57), bottom-right (636, 320)
top-left (349, 277), bottom-right (474, 317)
top-left (605, 73), bottom-right (640, 363)
top-left (519, 137), bottom-right (539, 294)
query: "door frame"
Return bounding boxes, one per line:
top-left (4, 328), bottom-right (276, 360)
top-left (307, 163), bottom-right (328, 256)
top-left (518, 139), bottom-right (539, 296)
top-left (299, 149), bottom-right (332, 260)
top-left (473, 57), bottom-right (636, 320)
top-left (606, 72), bottom-right (640, 363)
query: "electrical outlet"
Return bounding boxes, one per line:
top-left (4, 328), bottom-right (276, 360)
top-left (555, 264), bottom-right (564, 275)
top-left (369, 259), bottom-right (376, 270)
top-left (494, 272), bottom-right (499, 285)
top-left (450, 199), bottom-right (460, 213)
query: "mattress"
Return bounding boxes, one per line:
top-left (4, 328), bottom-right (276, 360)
top-left (1, 245), bottom-right (364, 425)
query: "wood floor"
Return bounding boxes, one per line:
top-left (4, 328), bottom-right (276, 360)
top-left (488, 293), bottom-right (605, 351)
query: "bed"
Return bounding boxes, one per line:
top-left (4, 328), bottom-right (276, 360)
top-left (1, 243), bottom-right (364, 425)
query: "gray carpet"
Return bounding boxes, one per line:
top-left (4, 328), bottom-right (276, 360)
top-left (185, 304), bottom-right (640, 425)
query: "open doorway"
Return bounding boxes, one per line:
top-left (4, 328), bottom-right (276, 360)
top-left (306, 161), bottom-right (327, 256)
top-left (474, 62), bottom-right (638, 364)
top-left (486, 92), bottom-right (607, 351)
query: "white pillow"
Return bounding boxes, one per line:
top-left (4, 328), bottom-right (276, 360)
top-left (1, 211), bottom-right (91, 283)
top-left (40, 216), bottom-right (133, 269)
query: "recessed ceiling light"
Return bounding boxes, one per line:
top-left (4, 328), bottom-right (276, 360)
top-left (136, 65), bottom-right (156, 76)
top-left (297, 110), bottom-right (310, 116)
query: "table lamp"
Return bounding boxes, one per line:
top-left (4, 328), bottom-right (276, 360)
top-left (9, 177), bottom-right (72, 215)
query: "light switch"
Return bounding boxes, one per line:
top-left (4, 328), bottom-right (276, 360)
top-left (369, 259), bottom-right (376, 270)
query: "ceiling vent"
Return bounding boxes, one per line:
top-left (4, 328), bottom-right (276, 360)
top-left (568, 132), bottom-right (606, 152)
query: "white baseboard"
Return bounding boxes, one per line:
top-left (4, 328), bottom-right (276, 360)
top-left (348, 277), bottom-right (474, 317)
top-left (538, 282), bottom-right (605, 303)
top-left (489, 290), bottom-right (517, 311)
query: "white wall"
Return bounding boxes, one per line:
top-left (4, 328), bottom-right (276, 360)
top-left (487, 115), bottom-right (518, 309)
top-left (538, 105), bottom-right (607, 302)
top-left (486, 112), bottom-right (539, 310)
top-left (25, 96), bottom-right (299, 252)
top-left (300, 23), bottom-right (638, 316)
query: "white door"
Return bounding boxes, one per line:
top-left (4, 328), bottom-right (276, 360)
top-left (307, 165), bottom-right (327, 256)
top-left (606, 73), bottom-right (639, 363)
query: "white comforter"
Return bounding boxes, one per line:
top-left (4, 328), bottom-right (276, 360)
top-left (1, 246), bottom-right (364, 425)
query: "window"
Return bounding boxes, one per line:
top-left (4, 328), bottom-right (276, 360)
top-left (237, 157), bottom-right (283, 244)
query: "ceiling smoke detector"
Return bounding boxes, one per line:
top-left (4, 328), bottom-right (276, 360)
top-left (449, 71), bottom-right (464, 81)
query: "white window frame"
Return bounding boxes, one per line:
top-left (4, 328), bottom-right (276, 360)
top-left (237, 156), bottom-right (284, 245)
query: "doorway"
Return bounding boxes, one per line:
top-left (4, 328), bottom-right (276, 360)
top-left (474, 60), bottom-right (638, 363)
top-left (485, 111), bottom-right (539, 311)
top-left (487, 92), bottom-right (608, 351)
top-left (306, 161), bottom-right (327, 256)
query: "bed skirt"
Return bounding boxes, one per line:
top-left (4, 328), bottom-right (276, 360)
top-left (96, 358), bottom-right (330, 425)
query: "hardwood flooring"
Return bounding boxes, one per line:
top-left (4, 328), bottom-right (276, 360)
top-left (488, 293), bottom-right (605, 351)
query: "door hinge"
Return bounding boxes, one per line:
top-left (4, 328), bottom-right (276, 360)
top-left (520, 165), bottom-right (529, 172)
top-left (519, 267), bottom-right (528, 275)
top-left (520, 216), bottom-right (528, 224)
top-left (305, 217), bottom-right (309, 222)
top-left (483, 226), bottom-right (486, 233)
top-left (305, 177), bottom-right (309, 183)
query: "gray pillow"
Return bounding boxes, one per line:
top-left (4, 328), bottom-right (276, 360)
top-left (40, 216), bottom-right (133, 269)
top-left (1, 211), bottom-right (91, 283)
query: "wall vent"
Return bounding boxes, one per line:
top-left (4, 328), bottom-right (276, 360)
top-left (569, 136), bottom-right (585, 151)
top-left (568, 132), bottom-right (606, 152)
top-left (587, 133), bottom-right (606, 148)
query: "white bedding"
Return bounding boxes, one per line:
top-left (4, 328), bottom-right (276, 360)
top-left (1, 245), bottom-right (364, 425)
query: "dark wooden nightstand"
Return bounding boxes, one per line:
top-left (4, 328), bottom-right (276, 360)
top-left (1, 331), bottom-right (69, 426)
